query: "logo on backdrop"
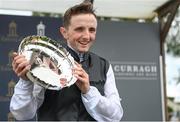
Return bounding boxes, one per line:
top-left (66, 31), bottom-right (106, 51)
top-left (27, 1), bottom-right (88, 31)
top-left (7, 112), bottom-right (15, 121)
top-left (0, 79), bottom-right (16, 102)
top-left (0, 20), bottom-right (46, 42)
top-left (0, 15), bottom-right (50, 121)
top-left (0, 20), bottom-right (20, 42)
top-left (0, 50), bottom-right (14, 71)
top-left (0, 20), bottom-right (46, 71)
top-left (37, 21), bottom-right (46, 36)
top-left (8, 21), bottom-right (18, 37)
top-left (111, 61), bottom-right (158, 80)
top-left (6, 79), bottom-right (16, 97)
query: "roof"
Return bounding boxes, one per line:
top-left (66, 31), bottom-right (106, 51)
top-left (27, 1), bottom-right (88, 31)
top-left (0, 0), bottom-right (171, 19)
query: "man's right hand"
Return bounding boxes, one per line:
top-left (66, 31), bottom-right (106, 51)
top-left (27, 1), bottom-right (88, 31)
top-left (12, 52), bottom-right (31, 81)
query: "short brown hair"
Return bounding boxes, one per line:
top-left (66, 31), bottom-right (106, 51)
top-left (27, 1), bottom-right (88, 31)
top-left (63, 1), bottom-right (96, 28)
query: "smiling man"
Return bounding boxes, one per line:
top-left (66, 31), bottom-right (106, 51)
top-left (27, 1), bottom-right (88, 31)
top-left (10, 1), bottom-right (123, 121)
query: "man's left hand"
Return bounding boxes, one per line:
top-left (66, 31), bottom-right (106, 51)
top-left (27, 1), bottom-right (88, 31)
top-left (73, 62), bottom-right (90, 94)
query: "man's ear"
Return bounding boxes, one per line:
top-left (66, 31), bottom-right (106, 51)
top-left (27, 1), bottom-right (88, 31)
top-left (60, 27), bottom-right (68, 40)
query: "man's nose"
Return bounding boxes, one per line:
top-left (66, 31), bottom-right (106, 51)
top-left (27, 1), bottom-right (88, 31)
top-left (82, 30), bottom-right (90, 39)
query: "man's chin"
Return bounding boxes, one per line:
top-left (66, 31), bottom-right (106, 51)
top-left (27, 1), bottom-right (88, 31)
top-left (78, 48), bottom-right (89, 53)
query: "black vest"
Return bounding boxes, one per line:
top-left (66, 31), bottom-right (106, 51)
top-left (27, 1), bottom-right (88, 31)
top-left (37, 46), bottom-right (109, 121)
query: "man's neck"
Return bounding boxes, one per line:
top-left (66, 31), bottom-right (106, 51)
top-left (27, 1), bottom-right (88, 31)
top-left (67, 44), bottom-right (84, 62)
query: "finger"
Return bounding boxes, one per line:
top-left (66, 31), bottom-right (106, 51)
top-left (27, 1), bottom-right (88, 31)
top-left (73, 68), bottom-right (86, 76)
top-left (74, 71), bottom-right (82, 77)
top-left (13, 55), bottom-right (26, 69)
top-left (74, 71), bottom-right (89, 83)
top-left (17, 65), bottom-right (31, 78)
top-left (13, 57), bottom-right (29, 72)
top-left (73, 67), bottom-right (83, 73)
top-left (15, 61), bottom-right (30, 74)
top-left (14, 54), bottom-right (26, 61)
top-left (74, 61), bottom-right (82, 67)
top-left (75, 80), bottom-right (81, 87)
top-left (12, 52), bottom-right (18, 59)
top-left (75, 74), bottom-right (86, 82)
top-left (12, 52), bottom-right (19, 69)
top-left (15, 57), bottom-right (28, 66)
top-left (73, 63), bottom-right (85, 72)
top-left (74, 61), bottom-right (79, 65)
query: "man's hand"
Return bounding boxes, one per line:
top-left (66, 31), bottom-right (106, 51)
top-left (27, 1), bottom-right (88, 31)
top-left (73, 62), bottom-right (90, 94)
top-left (12, 52), bottom-right (31, 81)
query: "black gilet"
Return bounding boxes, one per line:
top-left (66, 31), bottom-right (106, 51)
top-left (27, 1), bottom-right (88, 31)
top-left (37, 46), bottom-right (109, 121)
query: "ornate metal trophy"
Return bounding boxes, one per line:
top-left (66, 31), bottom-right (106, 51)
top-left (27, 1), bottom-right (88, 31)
top-left (18, 35), bottom-right (77, 90)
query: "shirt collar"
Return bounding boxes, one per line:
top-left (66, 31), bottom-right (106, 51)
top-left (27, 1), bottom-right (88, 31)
top-left (67, 44), bottom-right (87, 62)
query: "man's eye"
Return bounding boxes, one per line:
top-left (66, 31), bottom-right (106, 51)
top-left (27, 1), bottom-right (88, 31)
top-left (75, 27), bottom-right (83, 32)
top-left (89, 28), bottom-right (96, 33)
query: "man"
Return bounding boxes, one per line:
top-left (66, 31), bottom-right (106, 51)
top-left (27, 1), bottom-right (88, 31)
top-left (10, 1), bottom-right (123, 121)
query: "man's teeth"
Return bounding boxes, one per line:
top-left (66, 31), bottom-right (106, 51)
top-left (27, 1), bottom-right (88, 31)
top-left (79, 41), bottom-right (88, 45)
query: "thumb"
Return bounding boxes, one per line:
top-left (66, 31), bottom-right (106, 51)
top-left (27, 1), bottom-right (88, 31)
top-left (12, 52), bottom-right (18, 59)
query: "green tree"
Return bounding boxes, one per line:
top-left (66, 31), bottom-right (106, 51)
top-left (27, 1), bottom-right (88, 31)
top-left (166, 7), bottom-right (180, 57)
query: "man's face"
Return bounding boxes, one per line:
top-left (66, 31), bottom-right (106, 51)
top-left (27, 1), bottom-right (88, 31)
top-left (61, 14), bottom-right (97, 53)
